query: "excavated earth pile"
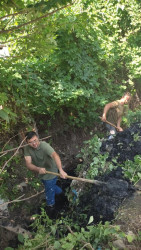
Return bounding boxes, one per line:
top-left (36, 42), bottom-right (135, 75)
top-left (101, 122), bottom-right (141, 162)
top-left (77, 167), bottom-right (135, 224)
top-left (75, 123), bottom-right (141, 225)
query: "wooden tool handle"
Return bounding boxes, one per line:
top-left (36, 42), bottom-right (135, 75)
top-left (99, 116), bottom-right (118, 130)
top-left (45, 170), bottom-right (105, 185)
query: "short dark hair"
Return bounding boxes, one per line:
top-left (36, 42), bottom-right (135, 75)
top-left (25, 131), bottom-right (37, 141)
top-left (123, 92), bottom-right (131, 97)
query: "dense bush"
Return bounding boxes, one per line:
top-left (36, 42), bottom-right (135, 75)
top-left (0, 0), bottom-right (141, 132)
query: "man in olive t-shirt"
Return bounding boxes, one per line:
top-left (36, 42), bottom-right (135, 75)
top-left (24, 131), bottom-right (67, 210)
top-left (101, 92), bottom-right (131, 138)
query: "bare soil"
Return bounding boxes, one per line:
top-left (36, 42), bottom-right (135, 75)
top-left (114, 181), bottom-right (141, 249)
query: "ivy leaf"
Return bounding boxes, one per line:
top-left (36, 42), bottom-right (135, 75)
top-left (137, 173), bottom-right (141, 178)
top-left (126, 234), bottom-right (134, 243)
top-left (88, 216), bottom-right (94, 225)
top-left (0, 110), bottom-right (9, 122)
top-left (54, 241), bottom-right (61, 249)
top-left (18, 233), bottom-right (25, 243)
top-left (51, 225), bottom-right (57, 235)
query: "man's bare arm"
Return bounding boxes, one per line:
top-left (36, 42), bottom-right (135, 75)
top-left (24, 156), bottom-right (46, 174)
top-left (51, 152), bottom-right (67, 179)
top-left (117, 116), bottom-right (123, 131)
top-left (102, 102), bottom-right (116, 121)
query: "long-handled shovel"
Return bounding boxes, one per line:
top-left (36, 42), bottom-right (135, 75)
top-left (99, 116), bottom-right (119, 130)
top-left (45, 170), bottom-right (106, 185)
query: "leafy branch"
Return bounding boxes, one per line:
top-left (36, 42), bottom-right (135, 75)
top-left (0, 9), bottom-right (29, 21)
top-left (0, 3), bottom-right (73, 35)
top-left (66, 225), bottom-right (94, 250)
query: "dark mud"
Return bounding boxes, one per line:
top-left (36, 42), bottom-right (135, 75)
top-left (74, 123), bottom-right (141, 226)
top-left (75, 167), bottom-right (135, 225)
top-left (101, 122), bottom-right (141, 162)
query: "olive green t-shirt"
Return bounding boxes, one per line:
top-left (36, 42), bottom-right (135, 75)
top-left (24, 141), bottom-right (58, 180)
top-left (107, 100), bottom-right (128, 126)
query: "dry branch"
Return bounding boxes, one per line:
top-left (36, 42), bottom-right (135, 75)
top-left (0, 135), bottom-right (51, 156)
top-left (0, 3), bottom-right (72, 35)
top-left (0, 137), bottom-right (26, 174)
top-left (0, 224), bottom-right (32, 237)
top-left (2, 133), bottom-right (19, 151)
top-left (0, 189), bottom-right (44, 207)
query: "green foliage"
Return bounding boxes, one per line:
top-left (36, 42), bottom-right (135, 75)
top-left (18, 234), bottom-right (25, 244)
top-left (126, 108), bottom-right (141, 126)
top-left (18, 208), bottom-right (56, 249)
top-left (4, 248), bottom-right (14, 250)
top-left (27, 171), bottom-right (41, 191)
top-left (0, 2), bottom-right (141, 249)
top-left (17, 209), bottom-right (127, 250)
top-left (0, 152), bottom-right (28, 201)
top-left (0, 0), bottom-right (141, 131)
top-left (121, 155), bottom-right (141, 184)
top-left (77, 135), bottom-right (117, 179)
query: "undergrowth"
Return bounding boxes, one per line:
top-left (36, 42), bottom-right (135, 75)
top-left (15, 209), bottom-right (130, 250)
top-left (2, 134), bottom-right (141, 250)
top-left (76, 134), bottom-right (117, 180)
top-left (121, 155), bottom-right (141, 185)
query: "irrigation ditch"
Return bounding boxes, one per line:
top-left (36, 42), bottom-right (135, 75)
top-left (0, 122), bottom-right (141, 249)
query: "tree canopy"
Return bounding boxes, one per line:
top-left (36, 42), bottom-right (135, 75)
top-left (0, 0), bottom-right (141, 131)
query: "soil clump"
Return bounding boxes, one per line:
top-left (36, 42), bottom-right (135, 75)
top-left (76, 167), bottom-right (135, 225)
top-left (101, 122), bottom-right (141, 162)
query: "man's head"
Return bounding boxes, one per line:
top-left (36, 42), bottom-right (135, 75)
top-left (25, 131), bottom-right (40, 148)
top-left (121, 92), bottom-right (131, 104)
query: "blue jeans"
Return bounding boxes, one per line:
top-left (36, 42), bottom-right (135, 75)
top-left (42, 177), bottom-right (62, 206)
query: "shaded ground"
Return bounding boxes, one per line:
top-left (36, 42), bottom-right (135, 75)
top-left (114, 182), bottom-right (141, 249)
top-left (115, 189), bottom-right (141, 233)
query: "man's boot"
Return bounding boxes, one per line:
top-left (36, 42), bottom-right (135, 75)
top-left (55, 192), bottom-right (68, 211)
top-left (46, 204), bottom-right (55, 219)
